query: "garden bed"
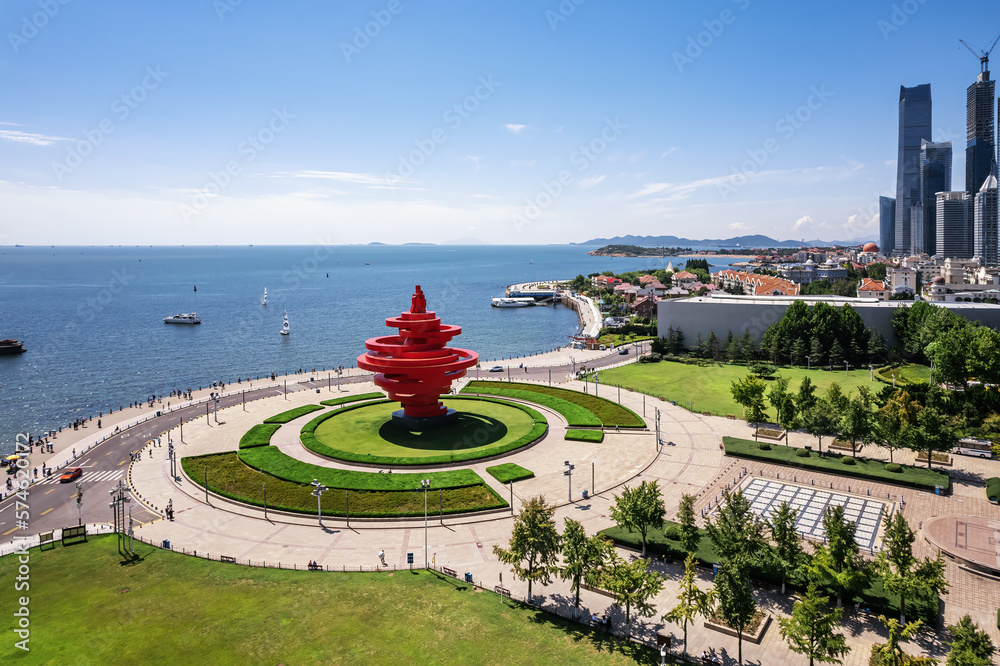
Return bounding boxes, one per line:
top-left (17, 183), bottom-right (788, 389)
top-left (565, 429), bottom-right (604, 443)
top-left (754, 427), bottom-right (785, 441)
top-left (704, 611), bottom-right (771, 644)
top-left (915, 451), bottom-right (952, 466)
top-left (485, 463), bottom-right (534, 484)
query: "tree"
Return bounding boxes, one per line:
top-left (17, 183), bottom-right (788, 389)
top-left (677, 493), bottom-right (700, 556)
top-left (811, 505), bottom-right (865, 608)
top-left (791, 337), bottom-right (808, 365)
top-left (767, 376), bottom-right (791, 425)
top-left (798, 375), bottom-right (818, 413)
top-left (838, 386), bottom-right (874, 458)
top-left (609, 480), bottom-right (664, 557)
top-left (715, 561), bottom-right (756, 665)
top-left (730, 374), bottom-right (769, 435)
top-left (810, 336), bottom-right (827, 368)
top-left (908, 405), bottom-right (955, 469)
top-left (706, 489), bottom-right (766, 569)
top-left (778, 582), bottom-right (850, 666)
top-left (559, 518), bottom-right (610, 609)
top-left (492, 495), bottom-right (560, 602)
top-left (876, 390), bottom-right (922, 463)
top-left (825, 382), bottom-right (849, 420)
top-left (869, 615), bottom-right (938, 665)
top-left (877, 512), bottom-right (949, 624)
top-left (802, 399), bottom-right (839, 455)
top-left (946, 614), bottom-right (995, 666)
top-left (770, 501), bottom-right (803, 595)
top-left (597, 552), bottom-right (664, 637)
top-left (663, 554), bottom-right (715, 659)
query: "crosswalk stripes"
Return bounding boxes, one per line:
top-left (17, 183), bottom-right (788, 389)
top-left (31, 469), bottom-right (125, 486)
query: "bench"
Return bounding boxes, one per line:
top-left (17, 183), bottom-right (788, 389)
top-left (220, 555), bottom-right (237, 564)
top-left (308, 563), bottom-right (323, 571)
top-left (442, 567), bottom-right (457, 578)
top-left (494, 585), bottom-right (511, 596)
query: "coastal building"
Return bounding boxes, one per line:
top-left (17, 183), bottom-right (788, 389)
top-left (857, 278), bottom-right (889, 300)
top-left (671, 270), bottom-right (698, 287)
top-left (713, 269), bottom-right (800, 296)
top-left (656, 293), bottom-right (1000, 346)
top-left (633, 295), bottom-right (659, 319)
top-left (919, 139), bottom-right (952, 257)
top-left (879, 196), bottom-right (896, 256)
top-left (885, 265), bottom-right (916, 295)
top-left (777, 260), bottom-right (848, 284)
top-left (936, 191), bottom-right (972, 259)
top-left (895, 84), bottom-right (933, 256)
top-left (973, 163), bottom-right (999, 267)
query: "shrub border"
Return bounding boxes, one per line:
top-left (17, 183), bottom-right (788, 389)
top-left (263, 404), bottom-right (324, 424)
top-left (463, 380), bottom-right (645, 428)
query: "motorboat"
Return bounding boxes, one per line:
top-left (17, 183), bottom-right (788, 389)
top-left (491, 297), bottom-right (535, 308)
top-left (0, 339), bottom-right (26, 355)
top-left (163, 313), bottom-right (201, 324)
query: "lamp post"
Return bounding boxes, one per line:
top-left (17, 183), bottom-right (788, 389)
top-left (594, 373), bottom-right (599, 397)
top-left (310, 479), bottom-right (327, 527)
top-left (563, 461), bottom-right (574, 502)
top-left (806, 355), bottom-right (810, 371)
top-left (75, 481), bottom-right (83, 526)
top-left (263, 483), bottom-right (267, 520)
top-left (869, 363), bottom-right (873, 381)
top-left (213, 396), bottom-right (220, 423)
top-left (421, 479), bottom-right (430, 568)
top-left (845, 361), bottom-right (851, 377)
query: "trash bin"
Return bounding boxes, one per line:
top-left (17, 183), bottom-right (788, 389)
top-left (712, 563), bottom-right (719, 577)
top-left (582, 490), bottom-right (588, 499)
top-left (934, 485), bottom-right (942, 496)
top-left (156, 411), bottom-right (162, 417)
top-left (162, 539), bottom-right (171, 549)
top-left (464, 572), bottom-right (474, 583)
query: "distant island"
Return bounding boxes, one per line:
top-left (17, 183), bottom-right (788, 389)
top-left (576, 234), bottom-right (872, 249)
top-left (588, 244), bottom-right (693, 257)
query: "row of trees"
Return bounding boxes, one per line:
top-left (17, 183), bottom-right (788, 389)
top-left (761, 300), bottom-right (889, 368)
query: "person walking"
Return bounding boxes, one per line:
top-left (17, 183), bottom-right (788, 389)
top-left (379, 549), bottom-right (386, 566)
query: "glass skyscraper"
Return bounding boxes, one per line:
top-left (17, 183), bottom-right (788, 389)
top-left (895, 84), bottom-right (932, 255)
top-left (919, 139), bottom-right (951, 257)
top-left (937, 191), bottom-right (971, 259)
top-left (967, 72), bottom-right (995, 197)
top-left (879, 196), bottom-right (896, 256)
top-left (974, 163), bottom-right (998, 266)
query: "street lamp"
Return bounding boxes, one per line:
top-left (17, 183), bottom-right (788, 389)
top-left (869, 363), bottom-right (873, 381)
top-left (594, 373), bottom-right (599, 396)
top-left (263, 483), bottom-right (267, 521)
top-left (845, 361), bottom-right (851, 377)
top-left (75, 481), bottom-right (83, 526)
top-left (310, 479), bottom-right (328, 527)
top-left (421, 479), bottom-right (430, 568)
top-left (563, 461), bottom-right (574, 502)
top-left (806, 355), bottom-right (810, 371)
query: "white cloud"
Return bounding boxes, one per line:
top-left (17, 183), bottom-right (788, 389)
top-left (465, 155), bottom-right (483, 171)
top-left (578, 175), bottom-right (606, 189)
top-left (0, 129), bottom-right (68, 146)
top-left (272, 170), bottom-right (390, 185)
top-left (505, 124), bottom-right (527, 134)
top-left (511, 160), bottom-right (536, 168)
top-left (729, 222), bottom-right (747, 231)
top-left (660, 147), bottom-right (677, 158)
top-left (793, 215), bottom-right (813, 231)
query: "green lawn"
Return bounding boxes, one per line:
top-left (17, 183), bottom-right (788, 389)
top-left (565, 429), bottom-right (605, 443)
top-left (1, 535), bottom-right (655, 665)
top-left (319, 391), bottom-right (385, 407)
top-left (486, 462), bottom-right (535, 484)
top-left (262, 404), bottom-right (324, 424)
top-left (309, 398), bottom-right (536, 463)
top-left (185, 452), bottom-right (505, 517)
top-left (237, 423), bottom-right (281, 449)
top-left (463, 381), bottom-right (644, 427)
top-left (596, 360), bottom-right (882, 418)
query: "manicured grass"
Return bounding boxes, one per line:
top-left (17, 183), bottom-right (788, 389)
top-left (319, 391), bottom-right (384, 407)
top-left (565, 429), bottom-right (605, 443)
top-left (233, 447), bottom-right (483, 491)
top-left (302, 397), bottom-right (544, 465)
top-left (596, 360), bottom-right (883, 417)
top-left (722, 436), bottom-right (950, 493)
top-left (463, 381), bottom-right (644, 427)
top-left (987, 477), bottom-right (1000, 503)
top-left (262, 404), bottom-right (324, 424)
top-left (0, 535), bottom-right (653, 665)
top-left (238, 423), bottom-right (281, 449)
top-left (486, 463), bottom-right (535, 484)
top-left (184, 452), bottom-right (505, 517)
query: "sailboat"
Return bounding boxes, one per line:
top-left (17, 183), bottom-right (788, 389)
top-left (279, 309), bottom-right (290, 336)
top-left (261, 287), bottom-right (267, 306)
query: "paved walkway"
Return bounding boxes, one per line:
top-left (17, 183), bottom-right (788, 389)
top-left (26, 360), bottom-right (1000, 663)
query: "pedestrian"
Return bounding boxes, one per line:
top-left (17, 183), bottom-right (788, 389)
top-left (379, 549), bottom-right (386, 566)
top-left (72, 448), bottom-right (76, 458)
top-left (97, 419), bottom-right (101, 429)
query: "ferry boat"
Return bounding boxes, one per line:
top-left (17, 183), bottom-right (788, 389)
top-left (0, 339), bottom-right (26, 355)
top-left (163, 313), bottom-right (201, 324)
top-left (491, 297), bottom-right (536, 308)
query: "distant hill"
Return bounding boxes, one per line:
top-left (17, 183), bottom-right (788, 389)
top-left (574, 234), bottom-right (871, 249)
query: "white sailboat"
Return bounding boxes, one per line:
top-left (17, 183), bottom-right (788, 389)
top-left (261, 287), bottom-right (267, 306)
top-left (279, 309), bottom-right (290, 336)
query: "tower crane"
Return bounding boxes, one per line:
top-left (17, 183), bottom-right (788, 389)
top-left (960, 33), bottom-right (1000, 74)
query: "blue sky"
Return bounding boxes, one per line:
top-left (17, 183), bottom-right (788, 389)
top-left (0, 0), bottom-right (997, 245)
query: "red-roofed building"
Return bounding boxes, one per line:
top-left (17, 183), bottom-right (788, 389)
top-left (633, 295), bottom-right (659, 318)
top-left (712, 269), bottom-right (800, 296)
top-left (672, 270), bottom-right (698, 286)
top-left (858, 278), bottom-right (888, 300)
top-left (638, 274), bottom-right (659, 285)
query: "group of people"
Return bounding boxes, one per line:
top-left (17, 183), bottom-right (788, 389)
top-left (700, 651), bottom-right (721, 664)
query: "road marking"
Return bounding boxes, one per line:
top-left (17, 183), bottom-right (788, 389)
top-left (44, 489), bottom-right (55, 495)
top-left (107, 451), bottom-right (114, 455)
top-left (2, 527), bottom-right (18, 536)
top-left (118, 460), bottom-right (126, 466)
top-left (82, 459), bottom-right (91, 465)
top-left (40, 508), bottom-right (53, 516)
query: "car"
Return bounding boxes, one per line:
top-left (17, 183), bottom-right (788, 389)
top-left (489, 366), bottom-right (504, 372)
top-left (618, 348), bottom-right (629, 355)
top-left (60, 467), bottom-right (82, 483)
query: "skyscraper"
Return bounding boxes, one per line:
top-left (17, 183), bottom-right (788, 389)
top-left (937, 191), bottom-right (971, 259)
top-left (967, 71), bottom-right (995, 197)
top-left (974, 162), bottom-right (998, 266)
top-left (919, 139), bottom-right (952, 257)
top-left (895, 84), bottom-right (932, 255)
top-left (879, 196), bottom-right (896, 256)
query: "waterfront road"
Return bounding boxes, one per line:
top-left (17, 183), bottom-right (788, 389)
top-left (0, 346), bottom-right (636, 545)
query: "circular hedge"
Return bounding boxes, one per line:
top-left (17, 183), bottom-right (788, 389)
top-left (885, 462), bottom-right (902, 473)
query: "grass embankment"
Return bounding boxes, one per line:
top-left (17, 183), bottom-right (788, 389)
top-left (238, 423), bottom-right (281, 449)
top-left (874, 364), bottom-right (930, 387)
top-left (565, 430), bottom-right (604, 443)
top-left (463, 381), bottom-right (644, 428)
top-left (262, 404), bottom-right (324, 424)
top-left (486, 463), bottom-right (535, 484)
top-left (595, 360), bottom-right (881, 417)
top-left (0, 535), bottom-right (652, 665)
top-left (600, 522), bottom-right (938, 625)
top-left (722, 436), bottom-right (950, 493)
top-left (319, 391), bottom-right (384, 407)
top-left (301, 397), bottom-right (546, 465)
top-left (184, 452), bottom-right (505, 517)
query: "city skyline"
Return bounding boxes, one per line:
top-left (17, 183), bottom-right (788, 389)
top-left (1, 1), bottom-right (999, 246)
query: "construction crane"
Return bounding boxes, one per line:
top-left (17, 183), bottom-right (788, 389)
top-left (960, 33), bottom-right (1000, 74)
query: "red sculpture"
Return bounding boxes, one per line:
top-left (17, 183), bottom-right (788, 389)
top-left (358, 286), bottom-right (479, 429)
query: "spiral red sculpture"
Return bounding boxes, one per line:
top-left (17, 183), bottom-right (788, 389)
top-left (357, 286), bottom-right (479, 430)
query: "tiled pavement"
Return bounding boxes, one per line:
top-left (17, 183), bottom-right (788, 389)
top-left (123, 377), bottom-right (1000, 664)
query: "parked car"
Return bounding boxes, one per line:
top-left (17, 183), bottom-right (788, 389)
top-left (489, 366), bottom-right (504, 372)
top-left (619, 348), bottom-right (629, 355)
top-left (60, 467), bottom-right (83, 483)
